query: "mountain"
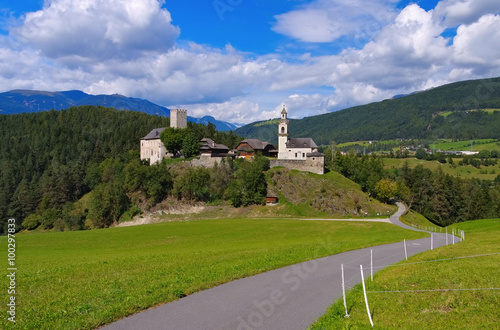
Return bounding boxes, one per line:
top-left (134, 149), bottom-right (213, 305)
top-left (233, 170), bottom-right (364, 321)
top-left (0, 89), bottom-right (238, 131)
top-left (236, 77), bottom-right (500, 145)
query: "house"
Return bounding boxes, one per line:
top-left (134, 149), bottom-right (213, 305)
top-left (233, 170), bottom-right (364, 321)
top-left (270, 105), bottom-right (325, 174)
top-left (140, 127), bottom-right (168, 165)
top-left (235, 139), bottom-right (277, 158)
top-left (200, 138), bottom-right (229, 157)
top-left (266, 196), bottom-right (278, 205)
top-left (140, 109), bottom-right (187, 165)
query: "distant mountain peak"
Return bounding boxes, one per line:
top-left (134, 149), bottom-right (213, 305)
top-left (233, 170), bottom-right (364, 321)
top-left (0, 89), bottom-right (238, 131)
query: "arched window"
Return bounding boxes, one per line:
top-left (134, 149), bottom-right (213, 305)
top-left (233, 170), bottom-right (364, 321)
top-left (281, 127), bottom-right (285, 134)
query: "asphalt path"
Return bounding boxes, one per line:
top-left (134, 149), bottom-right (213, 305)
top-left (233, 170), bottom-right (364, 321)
top-left (103, 203), bottom-right (459, 330)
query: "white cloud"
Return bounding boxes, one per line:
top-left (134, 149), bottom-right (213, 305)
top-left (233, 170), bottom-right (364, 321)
top-left (2, 1), bottom-right (500, 125)
top-left (433, 0), bottom-right (500, 27)
top-left (14, 0), bottom-right (179, 61)
top-left (453, 14), bottom-right (500, 68)
top-left (272, 0), bottom-right (397, 43)
top-left (176, 100), bottom-right (263, 125)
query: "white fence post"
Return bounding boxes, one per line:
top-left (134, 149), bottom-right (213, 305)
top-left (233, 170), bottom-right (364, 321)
top-left (431, 234), bottom-right (433, 250)
top-left (446, 228), bottom-right (448, 246)
top-left (341, 264), bottom-right (349, 318)
top-left (370, 249), bottom-right (373, 281)
top-left (360, 265), bottom-right (374, 328)
top-left (404, 239), bottom-right (407, 261)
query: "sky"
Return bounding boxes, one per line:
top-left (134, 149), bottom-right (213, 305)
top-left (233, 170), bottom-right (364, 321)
top-left (0, 0), bottom-right (500, 124)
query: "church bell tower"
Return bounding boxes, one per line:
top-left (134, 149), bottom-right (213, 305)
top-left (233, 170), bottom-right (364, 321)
top-left (278, 105), bottom-right (289, 159)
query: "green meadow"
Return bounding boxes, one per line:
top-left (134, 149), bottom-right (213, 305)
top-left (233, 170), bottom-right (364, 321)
top-left (383, 157), bottom-right (499, 180)
top-left (431, 138), bottom-right (500, 152)
top-left (1, 219), bottom-right (426, 329)
top-left (310, 219), bottom-right (500, 329)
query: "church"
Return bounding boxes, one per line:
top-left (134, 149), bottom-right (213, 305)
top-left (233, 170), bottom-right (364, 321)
top-left (270, 106), bottom-right (325, 174)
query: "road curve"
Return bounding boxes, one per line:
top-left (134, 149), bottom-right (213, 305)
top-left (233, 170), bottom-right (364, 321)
top-left (103, 203), bottom-right (458, 330)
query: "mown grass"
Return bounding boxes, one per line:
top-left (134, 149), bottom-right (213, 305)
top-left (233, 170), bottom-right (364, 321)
top-left (310, 219), bottom-right (500, 329)
top-left (0, 219), bottom-right (426, 329)
top-left (431, 138), bottom-right (500, 152)
top-left (384, 158), bottom-right (499, 180)
top-left (400, 210), bottom-right (438, 229)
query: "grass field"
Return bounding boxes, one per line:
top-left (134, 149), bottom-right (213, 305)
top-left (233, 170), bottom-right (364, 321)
top-left (309, 219), bottom-right (500, 329)
top-left (431, 139), bottom-right (500, 152)
top-left (383, 158), bottom-right (499, 180)
top-left (439, 109), bottom-right (500, 117)
top-left (400, 210), bottom-right (438, 229)
top-left (1, 219), bottom-right (427, 329)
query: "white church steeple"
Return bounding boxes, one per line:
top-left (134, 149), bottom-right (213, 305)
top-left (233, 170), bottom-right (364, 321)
top-left (278, 104), bottom-right (289, 159)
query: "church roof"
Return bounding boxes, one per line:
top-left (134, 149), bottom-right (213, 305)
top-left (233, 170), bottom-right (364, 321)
top-left (141, 127), bottom-right (166, 140)
top-left (281, 105), bottom-right (287, 115)
top-left (286, 138), bottom-right (318, 149)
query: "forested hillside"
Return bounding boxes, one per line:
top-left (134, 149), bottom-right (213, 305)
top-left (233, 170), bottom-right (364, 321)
top-left (0, 106), bottom-right (243, 233)
top-left (236, 77), bottom-right (500, 144)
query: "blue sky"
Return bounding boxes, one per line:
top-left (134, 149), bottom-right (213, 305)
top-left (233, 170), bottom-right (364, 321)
top-left (1, 0), bottom-right (499, 124)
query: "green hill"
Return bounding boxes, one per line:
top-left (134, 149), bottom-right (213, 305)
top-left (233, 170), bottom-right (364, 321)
top-left (236, 77), bottom-right (500, 145)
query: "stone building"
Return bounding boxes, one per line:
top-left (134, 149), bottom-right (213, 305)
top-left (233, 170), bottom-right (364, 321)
top-left (170, 109), bottom-right (187, 128)
top-left (140, 127), bottom-right (167, 165)
top-left (270, 105), bottom-right (325, 174)
top-left (140, 109), bottom-right (188, 164)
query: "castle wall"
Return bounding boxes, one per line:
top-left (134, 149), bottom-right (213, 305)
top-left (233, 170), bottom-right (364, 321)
top-left (170, 109), bottom-right (187, 128)
top-left (270, 156), bottom-right (325, 175)
top-left (140, 138), bottom-right (167, 165)
top-left (190, 154), bottom-right (225, 168)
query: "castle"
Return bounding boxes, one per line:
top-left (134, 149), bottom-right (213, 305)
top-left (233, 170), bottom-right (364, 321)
top-left (140, 106), bottom-right (324, 174)
top-left (270, 105), bottom-right (325, 174)
top-left (140, 109), bottom-right (187, 164)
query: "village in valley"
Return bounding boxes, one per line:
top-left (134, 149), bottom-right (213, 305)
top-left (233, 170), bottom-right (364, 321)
top-left (140, 106), bottom-right (325, 175)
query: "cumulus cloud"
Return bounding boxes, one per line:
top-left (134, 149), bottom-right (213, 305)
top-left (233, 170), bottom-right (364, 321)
top-left (14, 0), bottom-right (180, 61)
top-left (453, 14), bottom-right (500, 68)
top-left (2, 0), bottom-right (500, 124)
top-left (176, 100), bottom-right (263, 125)
top-left (433, 0), bottom-right (500, 27)
top-left (272, 0), bottom-right (397, 43)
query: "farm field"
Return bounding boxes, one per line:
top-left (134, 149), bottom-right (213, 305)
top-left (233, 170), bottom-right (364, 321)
top-left (383, 157), bottom-right (499, 180)
top-left (1, 218), bottom-right (426, 329)
top-left (431, 138), bottom-right (500, 152)
top-left (439, 108), bottom-right (500, 117)
top-left (310, 219), bottom-right (500, 329)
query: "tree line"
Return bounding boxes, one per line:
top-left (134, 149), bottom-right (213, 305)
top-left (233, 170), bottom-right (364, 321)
top-left (326, 151), bottom-right (500, 226)
top-left (0, 106), bottom-right (243, 233)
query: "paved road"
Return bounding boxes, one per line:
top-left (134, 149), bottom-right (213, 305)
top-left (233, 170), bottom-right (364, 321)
top-left (103, 203), bottom-right (458, 330)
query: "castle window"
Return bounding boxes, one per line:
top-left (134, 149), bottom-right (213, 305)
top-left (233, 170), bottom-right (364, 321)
top-left (295, 153), bottom-right (297, 158)
top-left (281, 127), bottom-right (285, 134)
top-left (302, 153), bottom-right (305, 158)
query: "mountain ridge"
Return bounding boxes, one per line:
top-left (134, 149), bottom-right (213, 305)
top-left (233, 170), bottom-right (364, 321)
top-left (236, 77), bottom-right (500, 144)
top-left (0, 89), bottom-right (237, 131)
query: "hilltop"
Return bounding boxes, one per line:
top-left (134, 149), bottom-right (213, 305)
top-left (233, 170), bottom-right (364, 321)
top-left (0, 89), bottom-right (237, 131)
top-left (236, 77), bottom-right (500, 144)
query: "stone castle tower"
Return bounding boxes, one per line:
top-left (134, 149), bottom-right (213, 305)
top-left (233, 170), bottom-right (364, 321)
top-left (170, 109), bottom-right (187, 128)
top-left (278, 105), bottom-right (289, 159)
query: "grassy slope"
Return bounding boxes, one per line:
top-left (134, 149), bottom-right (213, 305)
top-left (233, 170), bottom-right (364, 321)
top-left (431, 139), bottom-right (500, 151)
top-left (310, 219), bottom-right (500, 329)
top-left (384, 158), bottom-right (499, 180)
top-left (0, 219), bottom-right (427, 329)
top-left (400, 210), bottom-right (437, 229)
top-left (266, 168), bottom-right (396, 218)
